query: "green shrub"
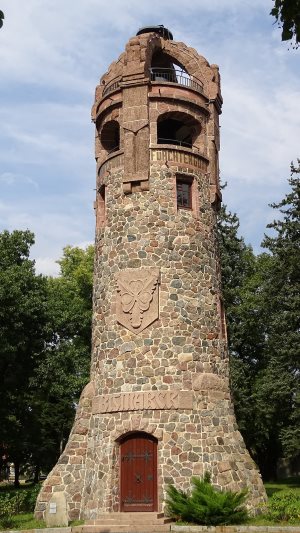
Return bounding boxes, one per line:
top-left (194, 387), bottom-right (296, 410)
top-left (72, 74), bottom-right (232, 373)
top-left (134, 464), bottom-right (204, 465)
top-left (0, 483), bottom-right (41, 528)
top-left (0, 495), bottom-right (18, 529)
top-left (21, 484), bottom-right (41, 512)
top-left (267, 489), bottom-right (300, 523)
top-left (166, 472), bottom-right (248, 525)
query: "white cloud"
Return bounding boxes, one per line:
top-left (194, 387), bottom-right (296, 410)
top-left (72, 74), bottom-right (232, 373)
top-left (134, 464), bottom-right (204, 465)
top-left (0, 0), bottom-right (299, 272)
top-left (221, 82), bottom-right (300, 183)
top-left (0, 171), bottom-right (38, 188)
top-left (35, 256), bottom-right (60, 277)
top-left (0, 102), bottom-right (94, 192)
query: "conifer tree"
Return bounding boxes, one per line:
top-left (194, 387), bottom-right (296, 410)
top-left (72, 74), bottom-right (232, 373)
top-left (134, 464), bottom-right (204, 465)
top-left (261, 161), bottom-right (300, 464)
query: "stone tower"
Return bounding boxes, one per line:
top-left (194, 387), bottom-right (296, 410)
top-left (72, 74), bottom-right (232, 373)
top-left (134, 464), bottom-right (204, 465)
top-left (36, 26), bottom-right (266, 522)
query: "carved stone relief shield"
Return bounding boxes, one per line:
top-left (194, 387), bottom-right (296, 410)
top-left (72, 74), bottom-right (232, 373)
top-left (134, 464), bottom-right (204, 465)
top-left (116, 268), bottom-right (160, 334)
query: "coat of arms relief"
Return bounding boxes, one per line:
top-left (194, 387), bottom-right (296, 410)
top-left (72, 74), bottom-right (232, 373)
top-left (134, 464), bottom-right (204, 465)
top-left (116, 268), bottom-right (160, 334)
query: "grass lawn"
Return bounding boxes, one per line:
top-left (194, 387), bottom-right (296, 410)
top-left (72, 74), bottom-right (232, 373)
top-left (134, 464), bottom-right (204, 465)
top-left (264, 476), bottom-right (300, 497)
top-left (3, 513), bottom-right (46, 530)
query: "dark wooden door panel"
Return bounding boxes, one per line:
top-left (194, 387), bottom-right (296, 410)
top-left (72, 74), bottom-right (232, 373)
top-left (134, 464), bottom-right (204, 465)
top-left (120, 433), bottom-right (157, 512)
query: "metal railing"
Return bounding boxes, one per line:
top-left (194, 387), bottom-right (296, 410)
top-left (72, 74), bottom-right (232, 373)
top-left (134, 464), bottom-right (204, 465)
top-left (157, 138), bottom-right (199, 151)
top-left (150, 67), bottom-right (203, 94)
top-left (101, 68), bottom-right (204, 98)
top-left (102, 77), bottom-right (121, 97)
top-left (107, 145), bottom-right (120, 155)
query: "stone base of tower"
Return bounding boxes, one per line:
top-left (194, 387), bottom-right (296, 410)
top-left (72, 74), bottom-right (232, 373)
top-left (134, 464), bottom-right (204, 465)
top-left (35, 377), bottom-right (267, 523)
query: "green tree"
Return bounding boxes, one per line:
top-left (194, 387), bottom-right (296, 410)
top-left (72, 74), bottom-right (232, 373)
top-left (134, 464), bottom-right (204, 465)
top-left (0, 230), bottom-right (48, 486)
top-left (261, 161), bottom-right (300, 465)
top-left (219, 164), bottom-right (300, 480)
top-left (0, 235), bottom-right (94, 483)
top-left (29, 245), bottom-right (94, 476)
top-left (271, 0), bottom-right (300, 47)
top-left (217, 204), bottom-right (263, 361)
top-left (217, 205), bottom-right (269, 467)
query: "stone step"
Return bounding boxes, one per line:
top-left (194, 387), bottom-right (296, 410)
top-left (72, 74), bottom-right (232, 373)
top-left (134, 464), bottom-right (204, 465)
top-left (72, 525), bottom-right (171, 533)
top-left (84, 519), bottom-right (172, 525)
top-left (84, 512), bottom-right (172, 525)
top-left (84, 520), bottom-right (172, 525)
top-left (86, 512), bottom-right (165, 519)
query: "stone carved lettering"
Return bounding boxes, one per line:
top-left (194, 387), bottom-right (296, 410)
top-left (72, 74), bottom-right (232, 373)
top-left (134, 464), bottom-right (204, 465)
top-left (156, 391), bottom-right (167, 409)
top-left (93, 391), bottom-right (193, 414)
top-left (151, 148), bottom-right (208, 171)
top-left (113, 394), bottom-right (121, 411)
top-left (147, 392), bottom-right (157, 409)
top-left (116, 268), bottom-right (159, 334)
top-left (100, 395), bottom-right (109, 412)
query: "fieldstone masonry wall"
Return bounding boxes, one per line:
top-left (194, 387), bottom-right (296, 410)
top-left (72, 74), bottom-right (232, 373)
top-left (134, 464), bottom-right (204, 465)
top-left (36, 28), bottom-right (267, 522)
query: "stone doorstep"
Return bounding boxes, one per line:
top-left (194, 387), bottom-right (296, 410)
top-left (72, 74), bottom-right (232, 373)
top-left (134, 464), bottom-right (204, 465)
top-left (72, 526), bottom-right (170, 533)
top-left (85, 512), bottom-right (173, 525)
top-left (1, 526), bottom-right (300, 533)
top-left (83, 520), bottom-right (173, 525)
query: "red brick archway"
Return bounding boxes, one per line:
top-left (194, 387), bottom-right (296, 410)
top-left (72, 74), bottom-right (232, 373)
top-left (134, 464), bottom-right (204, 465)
top-left (120, 432), bottom-right (158, 512)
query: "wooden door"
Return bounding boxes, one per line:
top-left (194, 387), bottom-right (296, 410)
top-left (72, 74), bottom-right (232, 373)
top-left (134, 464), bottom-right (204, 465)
top-left (120, 432), bottom-right (157, 512)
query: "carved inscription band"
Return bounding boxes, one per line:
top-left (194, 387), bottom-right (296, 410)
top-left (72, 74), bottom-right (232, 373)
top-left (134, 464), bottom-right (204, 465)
top-left (92, 390), bottom-right (193, 414)
top-left (98, 149), bottom-right (208, 178)
top-left (151, 149), bottom-right (208, 170)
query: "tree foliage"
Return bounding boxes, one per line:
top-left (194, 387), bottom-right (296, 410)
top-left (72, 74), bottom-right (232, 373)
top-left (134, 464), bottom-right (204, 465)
top-left (29, 245), bottom-right (93, 475)
top-left (218, 205), bottom-right (268, 467)
top-left (261, 161), bottom-right (300, 461)
top-left (0, 230), bottom-right (49, 485)
top-left (0, 234), bottom-right (93, 483)
top-left (218, 163), bottom-right (300, 479)
top-left (271, 0), bottom-right (300, 47)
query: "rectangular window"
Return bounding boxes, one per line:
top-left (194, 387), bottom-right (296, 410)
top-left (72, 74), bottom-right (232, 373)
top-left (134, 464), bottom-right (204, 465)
top-left (219, 297), bottom-right (227, 342)
top-left (176, 176), bottom-right (192, 209)
top-left (97, 184), bottom-right (106, 228)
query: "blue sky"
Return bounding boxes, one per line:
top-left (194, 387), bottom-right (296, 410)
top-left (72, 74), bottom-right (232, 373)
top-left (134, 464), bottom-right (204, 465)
top-left (0, 0), bottom-right (299, 275)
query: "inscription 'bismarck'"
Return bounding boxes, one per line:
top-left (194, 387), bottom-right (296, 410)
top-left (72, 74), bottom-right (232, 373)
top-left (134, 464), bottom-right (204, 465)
top-left (92, 390), bottom-right (193, 414)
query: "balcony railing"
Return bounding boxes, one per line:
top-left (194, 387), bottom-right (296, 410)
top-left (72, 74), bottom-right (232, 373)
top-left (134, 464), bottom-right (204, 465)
top-left (102, 77), bottom-right (121, 97)
top-left (101, 68), bottom-right (204, 99)
top-left (157, 138), bottom-right (199, 151)
top-left (150, 68), bottom-right (203, 94)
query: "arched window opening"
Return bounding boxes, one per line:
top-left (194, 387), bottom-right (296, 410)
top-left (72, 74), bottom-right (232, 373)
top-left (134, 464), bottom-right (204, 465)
top-left (150, 50), bottom-right (186, 83)
top-left (100, 120), bottom-right (120, 153)
top-left (150, 50), bottom-right (203, 94)
top-left (157, 112), bottom-right (200, 149)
